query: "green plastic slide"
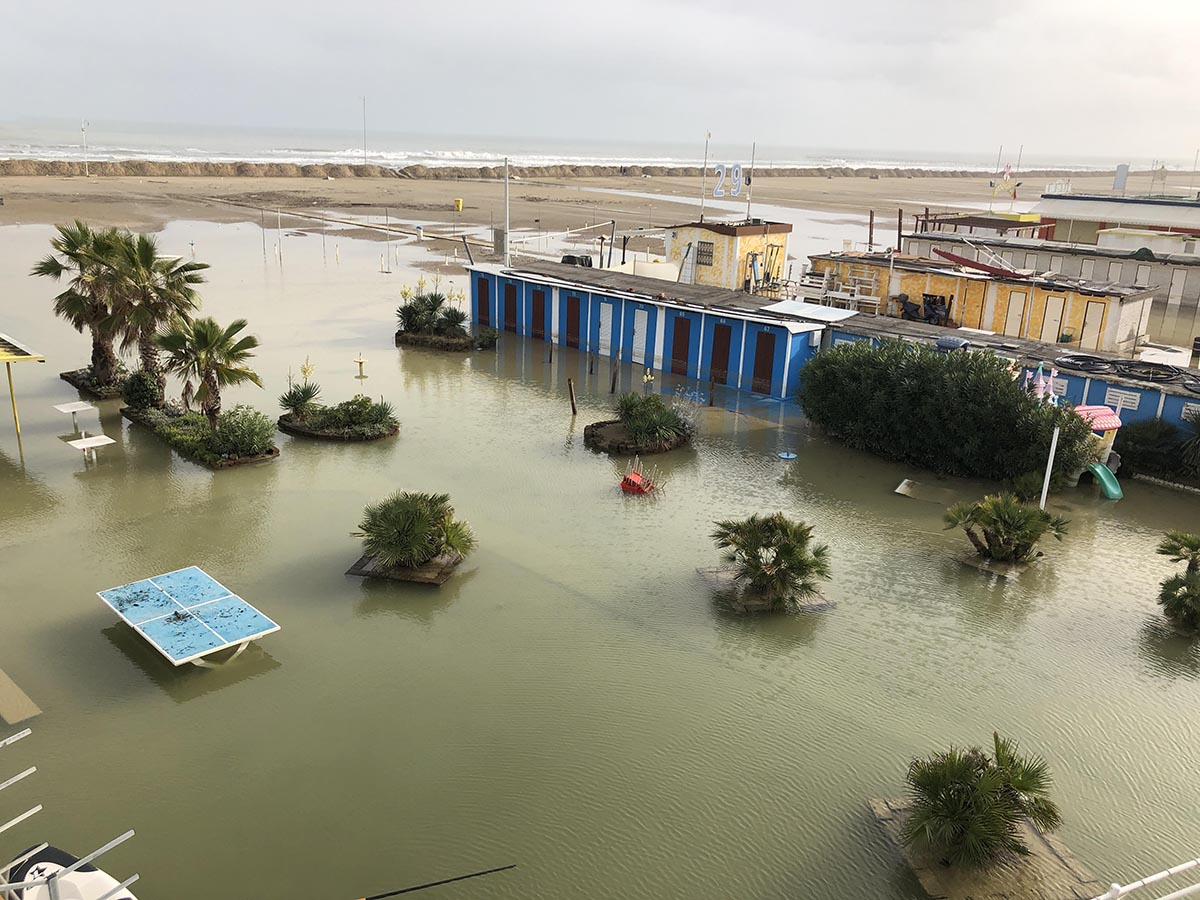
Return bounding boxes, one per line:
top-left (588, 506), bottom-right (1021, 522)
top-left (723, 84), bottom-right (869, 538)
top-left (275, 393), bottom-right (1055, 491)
top-left (1087, 462), bottom-right (1123, 500)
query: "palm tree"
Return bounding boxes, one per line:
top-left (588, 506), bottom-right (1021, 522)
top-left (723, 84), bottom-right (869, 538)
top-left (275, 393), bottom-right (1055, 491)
top-left (902, 732), bottom-right (1061, 869)
top-left (1158, 531), bottom-right (1200, 576)
top-left (30, 221), bottom-right (122, 386)
top-left (354, 491), bottom-right (476, 570)
top-left (103, 231), bottom-right (207, 397)
top-left (711, 512), bottom-right (831, 611)
top-left (156, 317), bottom-right (262, 429)
top-left (945, 493), bottom-right (1069, 563)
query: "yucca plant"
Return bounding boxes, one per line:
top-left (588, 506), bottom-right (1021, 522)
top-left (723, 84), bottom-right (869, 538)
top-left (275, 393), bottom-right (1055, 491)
top-left (279, 381), bottom-right (322, 421)
top-left (354, 491), bottom-right (476, 570)
top-left (902, 732), bottom-right (1061, 869)
top-left (711, 512), bottom-right (831, 611)
top-left (945, 493), bottom-right (1069, 563)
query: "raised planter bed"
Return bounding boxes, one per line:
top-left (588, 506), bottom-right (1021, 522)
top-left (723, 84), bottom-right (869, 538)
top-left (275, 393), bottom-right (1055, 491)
top-left (121, 406), bottom-right (280, 470)
top-left (60, 368), bottom-right (126, 400)
top-left (957, 551), bottom-right (1038, 580)
top-left (277, 414), bottom-right (398, 442)
top-left (696, 567), bottom-right (834, 613)
top-left (869, 797), bottom-right (1104, 900)
top-left (345, 552), bottom-right (463, 586)
top-left (394, 331), bottom-right (474, 352)
top-left (584, 419), bottom-right (689, 455)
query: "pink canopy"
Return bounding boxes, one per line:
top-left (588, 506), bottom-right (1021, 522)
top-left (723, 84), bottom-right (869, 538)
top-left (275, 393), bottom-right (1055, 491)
top-left (1075, 405), bottom-right (1123, 431)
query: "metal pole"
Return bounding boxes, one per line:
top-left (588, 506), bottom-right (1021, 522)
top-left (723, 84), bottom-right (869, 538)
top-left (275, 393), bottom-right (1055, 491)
top-left (745, 141), bottom-right (756, 220)
top-left (503, 157), bottom-right (511, 266)
top-left (260, 208), bottom-right (266, 259)
top-left (81, 119), bottom-right (89, 177)
top-left (699, 131), bottom-right (711, 222)
top-left (6, 362), bottom-right (19, 435)
top-left (362, 96), bottom-right (367, 165)
top-left (1189, 149), bottom-right (1199, 197)
top-left (868, 210), bottom-right (875, 250)
top-left (277, 209), bottom-right (283, 263)
top-left (1039, 425), bottom-right (1060, 510)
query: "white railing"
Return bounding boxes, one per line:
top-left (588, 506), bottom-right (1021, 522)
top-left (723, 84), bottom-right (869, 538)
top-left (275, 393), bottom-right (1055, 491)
top-left (1092, 857), bottom-right (1200, 900)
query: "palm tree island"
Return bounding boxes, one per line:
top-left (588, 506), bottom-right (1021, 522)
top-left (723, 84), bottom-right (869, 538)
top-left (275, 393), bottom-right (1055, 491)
top-left (348, 492), bottom-right (476, 585)
top-left (708, 512), bottom-right (831, 613)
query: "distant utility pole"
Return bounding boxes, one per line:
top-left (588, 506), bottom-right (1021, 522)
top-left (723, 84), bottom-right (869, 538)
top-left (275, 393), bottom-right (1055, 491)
top-left (699, 131), bottom-right (711, 222)
top-left (81, 119), bottom-right (89, 177)
top-left (361, 96), bottom-right (367, 165)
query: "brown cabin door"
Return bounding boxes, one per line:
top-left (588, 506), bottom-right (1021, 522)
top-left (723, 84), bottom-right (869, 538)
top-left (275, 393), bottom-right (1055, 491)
top-left (477, 277), bottom-right (490, 327)
top-left (710, 323), bottom-right (732, 384)
top-left (503, 284), bottom-right (517, 332)
top-left (751, 331), bottom-right (776, 394)
top-left (531, 290), bottom-right (546, 339)
top-left (566, 296), bottom-right (581, 348)
top-left (671, 316), bottom-right (691, 376)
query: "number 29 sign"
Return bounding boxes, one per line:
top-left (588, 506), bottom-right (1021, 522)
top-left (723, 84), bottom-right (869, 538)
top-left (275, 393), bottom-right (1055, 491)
top-left (712, 163), bottom-right (744, 197)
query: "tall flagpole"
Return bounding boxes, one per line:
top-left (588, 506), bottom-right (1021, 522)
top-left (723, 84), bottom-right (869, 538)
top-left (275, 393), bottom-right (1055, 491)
top-left (699, 131), bottom-right (711, 223)
top-left (503, 157), bottom-right (510, 266)
top-left (745, 141), bottom-right (756, 220)
top-left (81, 120), bottom-right (89, 177)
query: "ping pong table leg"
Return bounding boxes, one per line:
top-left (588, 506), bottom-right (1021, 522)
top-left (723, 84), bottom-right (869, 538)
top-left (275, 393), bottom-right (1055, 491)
top-left (190, 641), bottom-right (251, 668)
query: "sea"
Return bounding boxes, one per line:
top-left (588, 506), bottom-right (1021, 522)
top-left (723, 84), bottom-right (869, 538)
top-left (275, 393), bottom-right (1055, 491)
top-left (0, 118), bottom-right (1164, 172)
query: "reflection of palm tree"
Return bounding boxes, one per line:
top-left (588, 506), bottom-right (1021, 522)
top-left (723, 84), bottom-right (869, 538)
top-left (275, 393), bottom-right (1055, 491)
top-left (103, 232), bottom-right (207, 397)
top-left (711, 512), bottom-right (830, 612)
top-left (30, 221), bottom-right (121, 386)
top-left (157, 317), bottom-right (262, 429)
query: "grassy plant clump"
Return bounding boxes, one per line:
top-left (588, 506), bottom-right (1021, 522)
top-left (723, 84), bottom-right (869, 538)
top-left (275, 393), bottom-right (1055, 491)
top-left (355, 491), bottom-right (476, 570)
top-left (615, 392), bottom-right (694, 449)
top-left (798, 341), bottom-right (1096, 481)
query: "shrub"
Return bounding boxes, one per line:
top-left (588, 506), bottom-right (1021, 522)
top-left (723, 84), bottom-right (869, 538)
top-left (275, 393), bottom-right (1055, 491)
top-left (615, 392), bottom-right (694, 448)
top-left (945, 493), bottom-right (1069, 563)
top-left (211, 406), bottom-right (276, 458)
top-left (279, 381), bottom-right (321, 420)
top-left (354, 491), bottom-right (476, 569)
top-left (150, 410), bottom-right (221, 465)
top-left (1006, 470), bottom-right (1064, 502)
top-left (1182, 409), bottom-right (1200, 477)
top-left (1115, 419), bottom-right (1184, 477)
top-left (475, 327), bottom-right (500, 350)
top-left (902, 733), bottom-right (1062, 869)
top-left (122, 369), bottom-right (163, 409)
top-left (711, 513), bottom-right (831, 611)
top-left (797, 341), bottom-right (1096, 481)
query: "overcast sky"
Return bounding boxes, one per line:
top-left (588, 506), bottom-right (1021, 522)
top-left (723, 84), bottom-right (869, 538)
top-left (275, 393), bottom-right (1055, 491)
top-left (4, 0), bottom-right (1198, 162)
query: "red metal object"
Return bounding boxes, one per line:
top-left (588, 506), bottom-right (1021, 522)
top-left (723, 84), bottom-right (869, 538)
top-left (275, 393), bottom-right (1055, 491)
top-left (620, 471), bottom-right (654, 494)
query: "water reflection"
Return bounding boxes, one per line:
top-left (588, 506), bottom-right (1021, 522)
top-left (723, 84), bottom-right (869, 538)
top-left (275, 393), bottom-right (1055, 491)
top-left (101, 624), bottom-right (282, 701)
top-left (353, 566), bottom-right (481, 625)
top-left (1137, 618), bottom-right (1200, 678)
top-left (0, 445), bottom-right (58, 527)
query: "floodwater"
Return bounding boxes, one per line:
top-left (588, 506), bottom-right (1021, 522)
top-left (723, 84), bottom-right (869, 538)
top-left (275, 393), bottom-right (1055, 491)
top-left (3, 221), bottom-right (1200, 900)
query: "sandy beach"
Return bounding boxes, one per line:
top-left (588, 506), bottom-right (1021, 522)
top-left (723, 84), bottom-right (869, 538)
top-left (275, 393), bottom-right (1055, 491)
top-left (0, 170), bottom-right (1126, 256)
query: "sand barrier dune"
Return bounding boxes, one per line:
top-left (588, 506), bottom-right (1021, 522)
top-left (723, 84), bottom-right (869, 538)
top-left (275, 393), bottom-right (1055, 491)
top-left (0, 158), bottom-right (1106, 180)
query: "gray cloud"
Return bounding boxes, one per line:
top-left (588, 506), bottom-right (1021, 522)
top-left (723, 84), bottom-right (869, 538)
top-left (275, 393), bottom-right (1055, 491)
top-left (2, 0), bottom-right (1198, 161)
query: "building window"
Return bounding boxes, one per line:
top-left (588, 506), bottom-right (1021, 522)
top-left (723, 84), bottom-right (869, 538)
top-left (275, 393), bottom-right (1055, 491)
top-left (1081, 258), bottom-right (1096, 279)
top-left (696, 241), bottom-right (715, 267)
top-left (1108, 261), bottom-right (1123, 282)
top-left (1050, 255), bottom-right (1064, 273)
top-left (1024, 252), bottom-right (1039, 269)
top-left (1184, 402), bottom-right (1200, 420)
top-left (1104, 388), bottom-right (1141, 413)
top-left (1136, 264), bottom-right (1151, 286)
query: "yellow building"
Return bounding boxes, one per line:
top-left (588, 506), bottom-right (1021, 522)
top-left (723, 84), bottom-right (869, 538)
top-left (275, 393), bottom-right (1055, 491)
top-left (665, 220), bottom-right (792, 292)
top-left (806, 251), bottom-right (1155, 355)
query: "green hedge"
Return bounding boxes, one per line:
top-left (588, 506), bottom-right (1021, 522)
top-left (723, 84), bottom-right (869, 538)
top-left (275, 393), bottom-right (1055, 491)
top-left (797, 341), bottom-right (1096, 481)
top-left (135, 405), bottom-right (276, 466)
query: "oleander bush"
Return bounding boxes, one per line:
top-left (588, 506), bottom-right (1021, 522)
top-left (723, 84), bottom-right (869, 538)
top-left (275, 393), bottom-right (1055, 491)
top-left (797, 341), bottom-right (1096, 481)
top-left (1114, 419), bottom-right (1185, 478)
top-left (122, 369), bottom-right (164, 410)
top-left (134, 405), bottom-right (276, 466)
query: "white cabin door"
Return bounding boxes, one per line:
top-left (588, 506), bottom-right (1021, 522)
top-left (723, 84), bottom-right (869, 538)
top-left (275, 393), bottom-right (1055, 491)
top-left (599, 302), bottom-right (614, 354)
top-left (632, 309), bottom-right (648, 364)
top-left (1004, 291), bottom-right (1027, 336)
top-left (1081, 300), bottom-right (1105, 349)
top-left (1168, 268), bottom-right (1187, 313)
top-left (1040, 295), bottom-right (1066, 343)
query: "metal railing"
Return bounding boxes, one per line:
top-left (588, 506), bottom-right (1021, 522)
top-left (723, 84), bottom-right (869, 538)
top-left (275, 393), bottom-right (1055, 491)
top-left (1091, 858), bottom-right (1200, 900)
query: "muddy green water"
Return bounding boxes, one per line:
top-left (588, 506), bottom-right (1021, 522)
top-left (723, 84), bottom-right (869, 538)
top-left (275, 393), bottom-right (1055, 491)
top-left (2, 221), bottom-right (1200, 900)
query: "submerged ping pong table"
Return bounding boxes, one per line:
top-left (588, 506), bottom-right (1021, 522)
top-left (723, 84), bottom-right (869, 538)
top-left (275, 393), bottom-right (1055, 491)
top-left (98, 566), bottom-right (280, 667)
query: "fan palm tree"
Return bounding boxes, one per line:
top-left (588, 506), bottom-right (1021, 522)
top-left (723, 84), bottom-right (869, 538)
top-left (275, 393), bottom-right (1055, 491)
top-left (1158, 573), bottom-right (1200, 632)
top-left (902, 732), bottom-right (1061, 869)
top-left (711, 512), bottom-right (831, 611)
top-left (30, 221), bottom-right (122, 386)
top-left (1158, 531), bottom-right (1200, 576)
top-left (103, 231), bottom-right (207, 397)
top-left (945, 494), bottom-right (1069, 563)
top-left (156, 317), bottom-right (262, 429)
top-left (354, 491), bottom-right (476, 570)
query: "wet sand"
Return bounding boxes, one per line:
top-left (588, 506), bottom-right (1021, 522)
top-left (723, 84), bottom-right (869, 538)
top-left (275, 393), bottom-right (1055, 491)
top-left (0, 171), bottom-right (1125, 239)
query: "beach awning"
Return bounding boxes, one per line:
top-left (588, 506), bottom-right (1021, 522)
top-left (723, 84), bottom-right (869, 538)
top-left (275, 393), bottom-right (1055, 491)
top-left (760, 299), bottom-right (859, 323)
top-left (0, 331), bottom-right (46, 437)
top-left (1075, 405), bottom-right (1123, 431)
